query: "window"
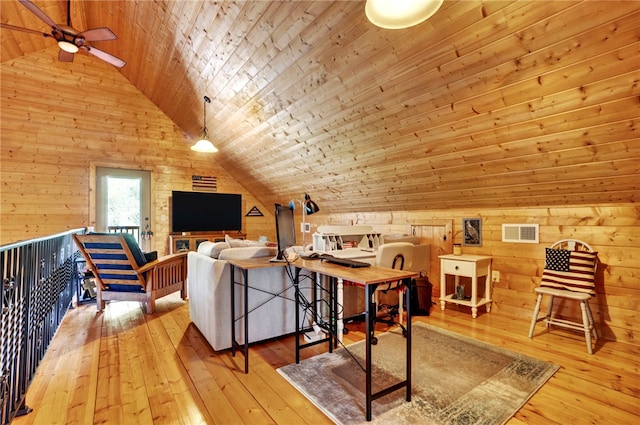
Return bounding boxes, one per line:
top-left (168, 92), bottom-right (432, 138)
top-left (95, 168), bottom-right (151, 235)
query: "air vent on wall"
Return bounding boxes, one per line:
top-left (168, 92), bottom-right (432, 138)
top-left (502, 224), bottom-right (539, 243)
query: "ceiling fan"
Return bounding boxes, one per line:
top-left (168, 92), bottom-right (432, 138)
top-left (0, 0), bottom-right (126, 68)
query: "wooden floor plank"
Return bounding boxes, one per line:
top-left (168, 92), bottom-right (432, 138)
top-left (62, 306), bottom-right (102, 425)
top-left (11, 293), bottom-right (640, 425)
top-left (155, 308), bottom-right (217, 424)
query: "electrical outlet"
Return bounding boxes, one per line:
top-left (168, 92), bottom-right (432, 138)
top-left (300, 222), bottom-right (311, 233)
top-left (492, 271), bottom-right (500, 282)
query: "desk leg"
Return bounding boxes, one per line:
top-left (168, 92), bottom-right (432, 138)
top-left (365, 283), bottom-right (373, 421)
top-left (230, 264), bottom-right (236, 358)
top-left (329, 276), bottom-right (335, 352)
top-left (242, 267), bottom-right (249, 373)
top-left (336, 277), bottom-right (344, 344)
top-left (295, 267), bottom-right (301, 364)
top-left (230, 264), bottom-right (250, 373)
top-left (404, 277), bottom-right (412, 402)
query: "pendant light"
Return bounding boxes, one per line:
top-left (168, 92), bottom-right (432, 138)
top-left (365, 0), bottom-right (443, 29)
top-left (191, 95), bottom-right (218, 153)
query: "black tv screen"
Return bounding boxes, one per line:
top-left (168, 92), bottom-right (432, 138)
top-left (171, 191), bottom-right (242, 233)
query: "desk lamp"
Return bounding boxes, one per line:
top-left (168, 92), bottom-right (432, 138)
top-left (302, 193), bottom-right (319, 248)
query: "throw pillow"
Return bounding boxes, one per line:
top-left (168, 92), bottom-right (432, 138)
top-left (224, 234), bottom-right (267, 248)
top-left (544, 248), bottom-right (571, 272)
top-left (245, 240), bottom-right (268, 247)
top-left (218, 246), bottom-right (277, 260)
top-left (197, 241), bottom-right (230, 258)
top-left (85, 232), bottom-right (146, 292)
top-left (144, 251), bottom-right (158, 262)
top-left (540, 249), bottom-right (598, 295)
top-left (225, 234), bottom-right (248, 248)
top-left (88, 232), bottom-right (147, 267)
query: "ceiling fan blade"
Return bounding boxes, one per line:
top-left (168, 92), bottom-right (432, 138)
top-left (58, 49), bottom-right (74, 63)
top-left (0, 22), bottom-right (51, 38)
top-left (79, 27), bottom-right (117, 42)
top-left (82, 46), bottom-right (126, 68)
top-left (18, 0), bottom-right (61, 31)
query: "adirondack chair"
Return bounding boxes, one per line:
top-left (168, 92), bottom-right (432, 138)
top-left (73, 233), bottom-right (187, 314)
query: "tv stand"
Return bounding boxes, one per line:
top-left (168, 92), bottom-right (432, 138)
top-left (169, 231), bottom-right (246, 254)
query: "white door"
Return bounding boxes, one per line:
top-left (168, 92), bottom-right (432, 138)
top-left (95, 168), bottom-right (151, 239)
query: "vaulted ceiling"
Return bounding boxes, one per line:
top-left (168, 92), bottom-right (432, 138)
top-left (2, 1), bottom-right (639, 213)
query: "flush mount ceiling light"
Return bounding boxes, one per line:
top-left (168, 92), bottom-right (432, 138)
top-left (365, 0), bottom-right (444, 29)
top-left (191, 95), bottom-right (218, 153)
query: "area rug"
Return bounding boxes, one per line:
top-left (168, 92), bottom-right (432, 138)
top-left (277, 322), bottom-right (559, 425)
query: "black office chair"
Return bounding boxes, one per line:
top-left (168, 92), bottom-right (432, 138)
top-left (371, 242), bottom-right (414, 344)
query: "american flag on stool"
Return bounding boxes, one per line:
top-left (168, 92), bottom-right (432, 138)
top-left (540, 248), bottom-right (597, 296)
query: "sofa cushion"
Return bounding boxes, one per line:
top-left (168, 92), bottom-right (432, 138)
top-left (198, 241), bottom-right (230, 258)
top-left (225, 234), bottom-right (249, 247)
top-left (88, 232), bottom-right (147, 267)
top-left (218, 246), bottom-right (277, 260)
top-left (85, 232), bottom-right (147, 292)
top-left (225, 234), bottom-right (268, 248)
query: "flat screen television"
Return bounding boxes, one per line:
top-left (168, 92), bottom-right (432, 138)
top-left (274, 203), bottom-right (296, 261)
top-left (171, 191), bottom-right (242, 233)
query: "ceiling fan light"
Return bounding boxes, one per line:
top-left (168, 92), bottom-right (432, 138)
top-left (191, 138), bottom-right (218, 153)
top-left (365, 0), bottom-right (443, 29)
top-left (58, 40), bottom-right (78, 53)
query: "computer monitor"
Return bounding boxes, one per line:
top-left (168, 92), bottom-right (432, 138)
top-left (274, 203), bottom-right (296, 261)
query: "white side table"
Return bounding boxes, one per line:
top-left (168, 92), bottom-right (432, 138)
top-left (439, 254), bottom-right (492, 318)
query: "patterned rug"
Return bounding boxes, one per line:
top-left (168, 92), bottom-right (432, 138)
top-left (277, 322), bottom-right (558, 425)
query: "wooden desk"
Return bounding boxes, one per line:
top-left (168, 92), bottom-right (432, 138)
top-left (313, 248), bottom-right (376, 335)
top-left (293, 258), bottom-right (418, 422)
top-left (227, 257), bottom-right (291, 373)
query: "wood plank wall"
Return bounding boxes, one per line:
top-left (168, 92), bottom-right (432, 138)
top-left (0, 48), bottom-right (274, 251)
top-left (1, 47), bottom-right (638, 348)
top-left (306, 205), bottom-right (639, 346)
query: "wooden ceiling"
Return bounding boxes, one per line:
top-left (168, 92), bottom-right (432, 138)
top-left (1, 1), bottom-right (639, 213)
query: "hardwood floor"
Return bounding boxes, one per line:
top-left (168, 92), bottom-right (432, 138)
top-left (12, 293), bottom-right (640, 425)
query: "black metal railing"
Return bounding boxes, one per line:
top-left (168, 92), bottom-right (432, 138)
top-left (0, 228), bottom-right (86, 424)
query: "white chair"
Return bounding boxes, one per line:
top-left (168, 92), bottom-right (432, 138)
top-left (371, 242), bottom-right (414, 344)
top-left (528, 239), bottom-right (599, 354)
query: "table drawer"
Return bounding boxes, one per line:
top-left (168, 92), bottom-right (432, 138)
top-left (442, 259), bottom-right (475, 276)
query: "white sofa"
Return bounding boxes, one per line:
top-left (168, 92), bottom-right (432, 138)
top-left (188, 240), bottom-right (301, 351)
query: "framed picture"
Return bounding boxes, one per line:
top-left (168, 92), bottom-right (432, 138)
top-left (462, 218), bottom-right (482, 247)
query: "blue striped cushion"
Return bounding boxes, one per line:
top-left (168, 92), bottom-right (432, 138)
top-left (85, 233), bottom-right (147, 292)
top-left (87, 233), bottom-right (147, 266)
top-left (105, 283), bottom-right (145, 292)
